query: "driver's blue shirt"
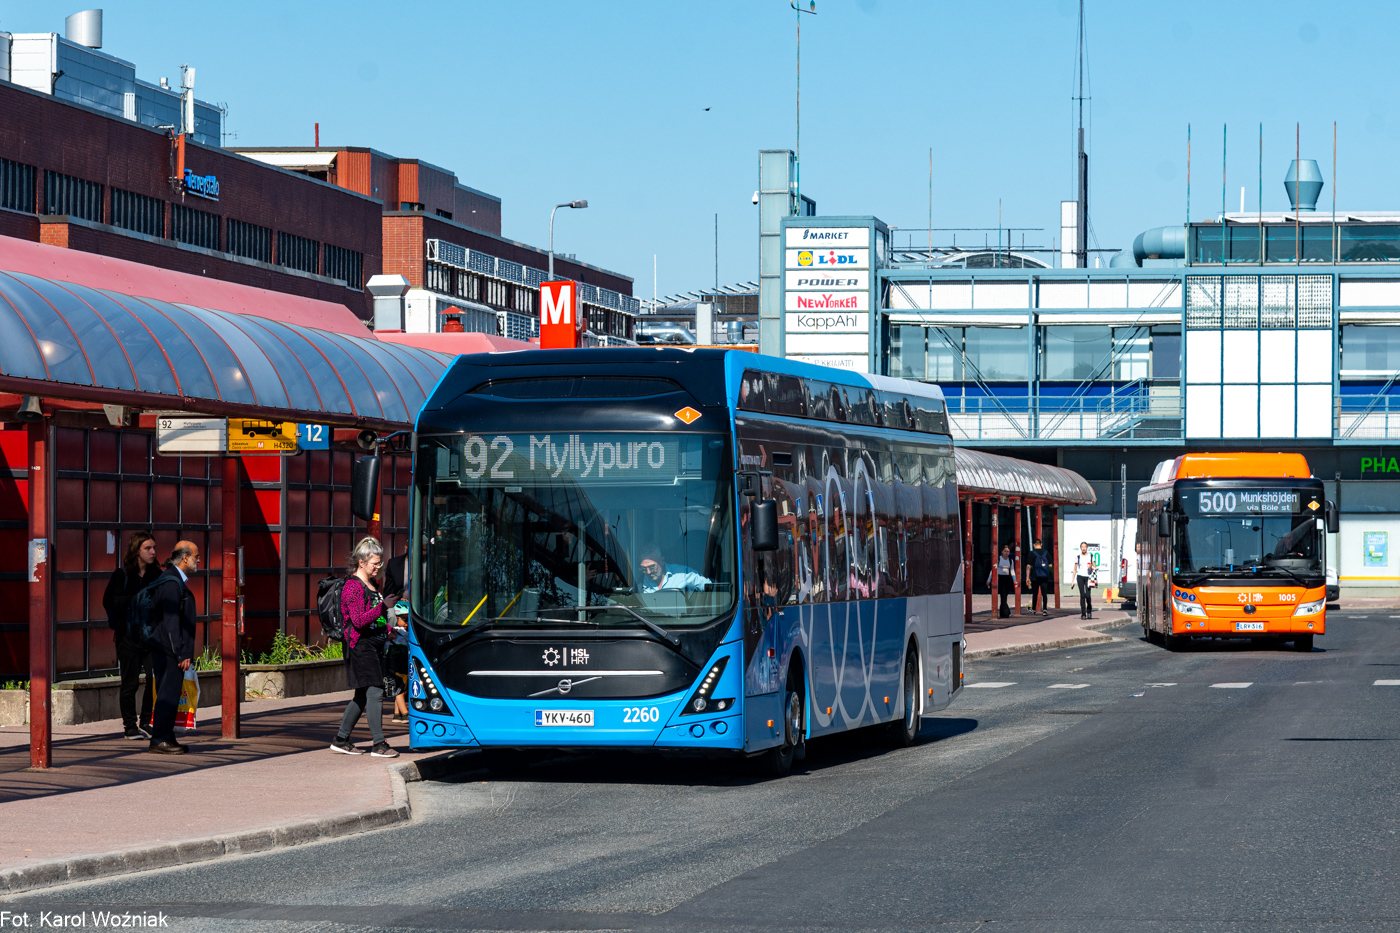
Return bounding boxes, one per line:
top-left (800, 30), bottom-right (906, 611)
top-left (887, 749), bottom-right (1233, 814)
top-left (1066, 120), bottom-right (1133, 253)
top-left (641, 565), bottom-right (710, 594)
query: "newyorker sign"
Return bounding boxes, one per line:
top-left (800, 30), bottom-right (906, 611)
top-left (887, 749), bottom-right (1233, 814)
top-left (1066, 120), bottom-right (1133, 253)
top-left (786, 291), bottom-right (868, 311)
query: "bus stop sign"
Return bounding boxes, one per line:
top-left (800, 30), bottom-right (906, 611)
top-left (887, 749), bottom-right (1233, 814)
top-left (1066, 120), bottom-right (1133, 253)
top-left (227, 419), bottom-right (298, 454)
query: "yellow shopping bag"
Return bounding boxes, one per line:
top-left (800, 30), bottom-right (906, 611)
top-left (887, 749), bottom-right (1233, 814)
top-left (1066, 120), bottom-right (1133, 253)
top-left (176, 668), bottom-right (199, 731)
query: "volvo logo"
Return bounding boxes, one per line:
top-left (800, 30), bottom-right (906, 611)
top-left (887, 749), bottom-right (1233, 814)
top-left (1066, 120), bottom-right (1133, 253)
top-left (528, 676), bottom-right (601, 698)
top-left (1243, 604), bottom-right (1256, 615)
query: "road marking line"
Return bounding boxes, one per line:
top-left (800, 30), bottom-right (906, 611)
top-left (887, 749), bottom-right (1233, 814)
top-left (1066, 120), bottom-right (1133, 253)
top-left (1147, 683), bottom-right (1177, 687)
top-left (1210, 682), bottom-right (1253, 689)
top-left (1048, 683), bottom-right (1090, 689)
top-left (965, 682), bottom-right (1015, 688)
top-left (1374, 680), bottom-right (1400, 686)
top-left (1390, 615), bottom-right (1400, 619)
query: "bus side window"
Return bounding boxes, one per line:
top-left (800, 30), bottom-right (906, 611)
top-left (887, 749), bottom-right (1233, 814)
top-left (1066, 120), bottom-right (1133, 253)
top-left (921, 452), bottom-right (948, 594)
top-left (805, 473), bottom-right (826, 604)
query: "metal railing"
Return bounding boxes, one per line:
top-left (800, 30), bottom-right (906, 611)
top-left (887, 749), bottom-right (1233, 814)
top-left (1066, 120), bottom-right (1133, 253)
top-left (947, 388), bottom-right (1183, 442)
top-left (1338, 394), bottom-right (1400, 439)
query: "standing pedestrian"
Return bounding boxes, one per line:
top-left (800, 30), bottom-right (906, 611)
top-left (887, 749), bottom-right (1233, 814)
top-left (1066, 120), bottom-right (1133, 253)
top-left (1025, 537), bottom-right (1052, 616)
top-left (1073, 541), bottom-right (1094, 620)
top-left (331, 537), bottom-right (399, 758)
top-left (103, 532), bottom-right (161, 740)
top-left (147, 541), bottom-right (199, 755)
top-left (988, 545), bottom-right (1013, 618)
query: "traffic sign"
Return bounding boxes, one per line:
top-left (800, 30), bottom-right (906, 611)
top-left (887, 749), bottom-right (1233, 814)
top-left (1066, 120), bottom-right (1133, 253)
top-left (227, 419), bottom-right (298, 454)
top-left (297, 424), bottom-right (331, 450)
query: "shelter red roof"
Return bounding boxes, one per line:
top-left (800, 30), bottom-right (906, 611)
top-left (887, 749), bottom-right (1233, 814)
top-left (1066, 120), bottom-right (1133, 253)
top-left (374, 332), bottom-right (534, 354)
top-left (0, 235), bottom-right (369, 335)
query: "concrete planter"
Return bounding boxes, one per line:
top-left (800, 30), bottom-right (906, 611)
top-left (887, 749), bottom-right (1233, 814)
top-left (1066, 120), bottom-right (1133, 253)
top-left (52, 669), bottom-right (230, 726)
top-left (243, 657), bottom-right (345, 699)
top-left (0, 689), bottom-right (28, 727)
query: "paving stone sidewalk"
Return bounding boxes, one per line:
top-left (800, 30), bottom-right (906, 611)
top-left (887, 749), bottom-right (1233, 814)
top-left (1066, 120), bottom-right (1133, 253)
top-left (0, 691), bottom-right (444, 896)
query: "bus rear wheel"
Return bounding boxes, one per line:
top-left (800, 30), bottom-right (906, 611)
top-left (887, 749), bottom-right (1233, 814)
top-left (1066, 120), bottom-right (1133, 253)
top-left (885, 649), bottom-right (921, 748)
top-left (1294, 634), bottom-right (1314, 652)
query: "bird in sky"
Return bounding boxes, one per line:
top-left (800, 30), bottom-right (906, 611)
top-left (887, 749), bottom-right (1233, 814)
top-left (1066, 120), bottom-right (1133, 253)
top-left (704, 107), bottom-right (711, 111)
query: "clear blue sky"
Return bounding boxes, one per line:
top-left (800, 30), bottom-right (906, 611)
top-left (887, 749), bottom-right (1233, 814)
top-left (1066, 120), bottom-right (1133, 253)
top-left (9, 1), bottom-right (1399, 296)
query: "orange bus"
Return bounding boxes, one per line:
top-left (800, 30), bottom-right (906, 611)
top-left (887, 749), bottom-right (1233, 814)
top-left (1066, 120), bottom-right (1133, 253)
top-left (1137, 453), bottom-right (1338, 651)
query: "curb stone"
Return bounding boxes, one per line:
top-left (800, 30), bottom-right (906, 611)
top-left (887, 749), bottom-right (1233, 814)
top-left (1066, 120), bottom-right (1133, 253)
top-left (965, 614), bottom-right (1135, 661)
top-left (0, 749), bottom-right (477, 898)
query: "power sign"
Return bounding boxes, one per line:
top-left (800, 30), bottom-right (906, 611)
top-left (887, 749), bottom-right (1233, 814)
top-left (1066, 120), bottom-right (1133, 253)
top-left (540, 280), bottom-right (580, 349)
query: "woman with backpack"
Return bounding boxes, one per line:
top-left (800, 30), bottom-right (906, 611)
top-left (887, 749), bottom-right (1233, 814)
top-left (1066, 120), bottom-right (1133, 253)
top-left (331, 536), bottom-right (399, 758)
top-left (102, 532), bottom-right (161, 741)
top-left (1026, 538), bottom-right (1052, 616)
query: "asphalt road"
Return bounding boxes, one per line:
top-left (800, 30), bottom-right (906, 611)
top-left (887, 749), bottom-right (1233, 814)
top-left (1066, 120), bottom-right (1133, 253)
top-left (12, 611), bottom-right (1400, 933)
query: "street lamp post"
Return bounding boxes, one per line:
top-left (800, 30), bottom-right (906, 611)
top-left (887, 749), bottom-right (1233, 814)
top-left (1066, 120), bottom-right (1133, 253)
top-left (791, 0), bottom-right (816, 212)
top-left (549, 200), bottom-right (588, 278)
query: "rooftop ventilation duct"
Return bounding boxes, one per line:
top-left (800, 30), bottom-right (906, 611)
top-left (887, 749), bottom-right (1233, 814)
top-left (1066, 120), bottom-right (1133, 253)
top-left (64, 9), bottom-right (103, 48)
top-left (1284, 159), bottom-right (1323, 212)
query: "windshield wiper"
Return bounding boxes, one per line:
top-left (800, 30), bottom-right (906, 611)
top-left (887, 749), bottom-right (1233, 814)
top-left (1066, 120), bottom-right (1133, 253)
top-left (1244, 562), bottom-right (1314, 588)
top-left (551, 604), bottom-right (683, 647)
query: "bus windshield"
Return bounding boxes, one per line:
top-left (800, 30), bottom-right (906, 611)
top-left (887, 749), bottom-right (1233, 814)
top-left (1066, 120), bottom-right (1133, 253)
top-left (413, 432), bottom-right (736, 632)
top-left (1175, 485), bottom-right (1323, 580)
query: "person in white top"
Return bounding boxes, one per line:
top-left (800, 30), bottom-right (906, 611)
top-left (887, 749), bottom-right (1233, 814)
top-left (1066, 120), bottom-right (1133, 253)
top-left (1072, 541), bottom-right (1095, 619)
top-left (638, 545), bottom-right (711, 594)
top-left (987, 545), bottom-right (1014, 618)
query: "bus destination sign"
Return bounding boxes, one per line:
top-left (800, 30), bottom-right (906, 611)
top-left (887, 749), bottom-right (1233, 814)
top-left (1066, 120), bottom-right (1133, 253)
top-left (1196, 490), bottom-right (1301, 515)
top-left (453, 433), bottom-right (696, 486)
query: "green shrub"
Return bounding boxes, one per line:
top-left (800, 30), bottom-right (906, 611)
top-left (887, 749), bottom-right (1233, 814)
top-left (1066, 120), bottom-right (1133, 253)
top-left (2, 679), bottom-right (29, 691)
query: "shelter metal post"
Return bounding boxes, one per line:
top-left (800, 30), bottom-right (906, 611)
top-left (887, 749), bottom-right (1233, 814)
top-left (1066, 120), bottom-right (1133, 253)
top-left (1013, 498), bottom-right (1022, 615)
top-left (367, 456), bottom-right (383, 542)
top-left (963, 496), bottom-right (973, 629)
top-left (1051, 507), bottom-right (1061, 609)
top-left (989, 501), bottom-right (999, 618)
top-left (221, 455), bottom-right (242, 739)
top-left (1034, 504), bottom-right (1044, 611)
top-left (28, 418), bottom-right (52, 769)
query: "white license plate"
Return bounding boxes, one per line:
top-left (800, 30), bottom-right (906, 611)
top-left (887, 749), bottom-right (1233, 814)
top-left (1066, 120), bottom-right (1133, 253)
top-left (535, 709), bottom-right (594, 727)
top-left (1235, 621), bottom-right (1265, 632)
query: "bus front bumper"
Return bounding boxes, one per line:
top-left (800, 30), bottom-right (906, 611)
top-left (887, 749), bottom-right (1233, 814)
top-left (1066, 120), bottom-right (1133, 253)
top-left (1171, 610), bottom-right (1325, 637)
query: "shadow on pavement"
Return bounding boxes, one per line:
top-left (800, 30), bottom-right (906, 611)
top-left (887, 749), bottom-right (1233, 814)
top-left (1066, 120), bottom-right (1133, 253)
top-left (0, 699), bottom-right (408, 804)
top-left (431, 716), bottom-right (981, 788)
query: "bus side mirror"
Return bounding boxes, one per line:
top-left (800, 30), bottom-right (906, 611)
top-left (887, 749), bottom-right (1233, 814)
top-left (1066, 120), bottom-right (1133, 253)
top-left (752, 499), bottom-right (779, 552)
top-left (351, 455), bottom-right (381, 523)
top-left (1325, 500), bottom-right (1339, 534)
top-left (1157, 513), bottom-right (1172, 538)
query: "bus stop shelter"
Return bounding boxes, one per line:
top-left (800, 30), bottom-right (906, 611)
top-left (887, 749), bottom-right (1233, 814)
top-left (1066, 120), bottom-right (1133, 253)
top-left (0, 240), bottom-right (525, 770)
top-left (955, 448), bottom-right (1097, 626)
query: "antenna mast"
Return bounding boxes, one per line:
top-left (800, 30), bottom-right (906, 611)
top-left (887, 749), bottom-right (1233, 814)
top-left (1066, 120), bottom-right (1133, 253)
top-left (1074, 0), bottom-right (1089, 268)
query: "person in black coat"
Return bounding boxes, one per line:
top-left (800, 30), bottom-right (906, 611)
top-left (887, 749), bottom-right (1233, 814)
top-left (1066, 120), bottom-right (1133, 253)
top-left (102, 532), bottom-right (161, 740)
top-left (147, 541), bottom-right (200, 755)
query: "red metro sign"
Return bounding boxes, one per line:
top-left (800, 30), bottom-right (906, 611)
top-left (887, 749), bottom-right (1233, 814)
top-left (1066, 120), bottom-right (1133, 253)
top-left (540, 280), bottom-right (582, 349)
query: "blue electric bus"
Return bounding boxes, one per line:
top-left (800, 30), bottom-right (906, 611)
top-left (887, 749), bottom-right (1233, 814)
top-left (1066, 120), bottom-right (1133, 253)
top-left (402, 348), bottom-right (964, 774)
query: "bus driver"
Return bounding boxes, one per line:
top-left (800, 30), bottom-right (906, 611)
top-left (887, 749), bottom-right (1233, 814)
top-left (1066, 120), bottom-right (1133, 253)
top-left (637, 545), bottom-right (711, 594)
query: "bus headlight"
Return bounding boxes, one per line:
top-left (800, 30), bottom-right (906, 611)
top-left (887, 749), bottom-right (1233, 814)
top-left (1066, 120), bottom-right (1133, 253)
top-left (1293, 598), bottom-right (1326, 617)
top-left (680, 656), bottom-right (731, 716)
top-left (1173, 598), bottom-right (1207, 618)
top-left (412, 658), bottom-right (451, 716)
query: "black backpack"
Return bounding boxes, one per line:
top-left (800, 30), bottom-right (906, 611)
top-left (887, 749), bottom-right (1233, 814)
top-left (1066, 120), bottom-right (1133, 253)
top-left (1032, 549), bottom-right (1051, 580)
top-left (317, 575), bottom-right (348, 640)
top-left (128, 576), bottom-right (172, 649)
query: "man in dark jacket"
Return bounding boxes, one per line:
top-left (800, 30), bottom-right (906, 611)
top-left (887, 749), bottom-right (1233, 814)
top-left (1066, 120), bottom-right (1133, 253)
top-left (147, 541), bottom-right (199, 755)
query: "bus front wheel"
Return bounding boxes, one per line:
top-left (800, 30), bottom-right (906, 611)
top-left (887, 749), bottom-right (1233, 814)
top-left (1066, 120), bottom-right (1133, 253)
top-left (1163, 632), bottom-right (1189, 651)
top-left (1294, 633), bottom-right (1314, 652)
top-left (759, 683), bottom-right (803, 777)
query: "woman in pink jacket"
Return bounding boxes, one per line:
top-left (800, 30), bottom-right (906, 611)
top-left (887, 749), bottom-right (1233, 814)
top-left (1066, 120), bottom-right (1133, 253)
top-left (330, 537), bottom-right (398, 758)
